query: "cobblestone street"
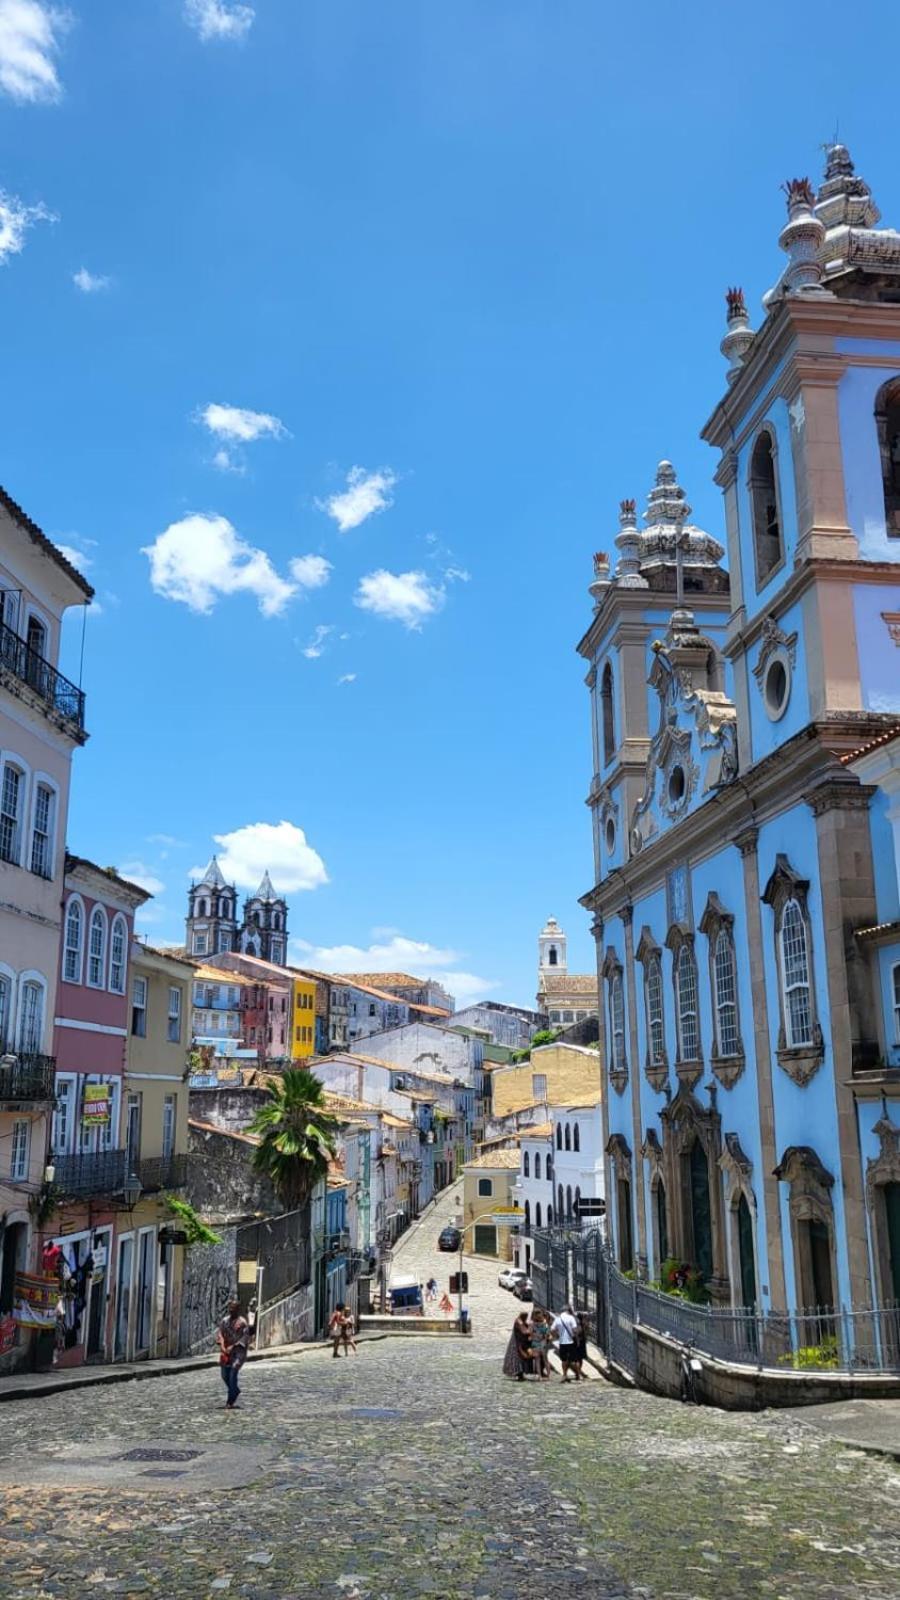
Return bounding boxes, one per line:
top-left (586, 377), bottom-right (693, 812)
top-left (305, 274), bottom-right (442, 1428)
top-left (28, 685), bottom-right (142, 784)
top-left (1, 1209), bottom-right (900, 1600)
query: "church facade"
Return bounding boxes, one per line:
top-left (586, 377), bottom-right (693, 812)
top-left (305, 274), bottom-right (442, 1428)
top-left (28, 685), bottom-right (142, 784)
top-left (186, 856), bottom-right (289, 966)
top-left (579, 145), bottom-right (900, 1318)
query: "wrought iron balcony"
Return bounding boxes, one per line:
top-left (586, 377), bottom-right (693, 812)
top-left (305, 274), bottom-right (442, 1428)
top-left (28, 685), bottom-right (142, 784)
top-left (54, 1148), bottom-right (128, 1196)
top-left (137, 1153), bottom-right (189, 1192)
top-left (0, 1052), bottom-right (56, 1103)
top-left (0, 617), bottom-right (86, 732)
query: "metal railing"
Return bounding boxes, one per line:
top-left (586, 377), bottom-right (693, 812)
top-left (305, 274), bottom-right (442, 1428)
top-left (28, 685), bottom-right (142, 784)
top-left (0, 618), bottom-right (85, 730)
top-left (532, 1228), bottom-right (900, 1376)
top-left (0, 1053), bottom-right (56, 1102)
top-left (54, 1148), bottom-right (128, 1196)
top-left (138, 1153), bottom-right (189, 1191)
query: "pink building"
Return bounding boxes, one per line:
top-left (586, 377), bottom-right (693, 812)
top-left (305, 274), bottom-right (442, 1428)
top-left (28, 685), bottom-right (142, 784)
top-left (45, 857), bottom-right (148, 1367)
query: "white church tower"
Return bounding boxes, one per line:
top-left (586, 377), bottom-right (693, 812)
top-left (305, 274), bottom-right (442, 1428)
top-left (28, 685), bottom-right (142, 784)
top-left (536, 914), bottom-right (598, 1024)
top-left (538, 915), bottom-right (567, 980)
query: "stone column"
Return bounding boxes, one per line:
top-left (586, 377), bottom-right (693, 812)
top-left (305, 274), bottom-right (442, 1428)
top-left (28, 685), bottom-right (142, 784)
top-left (622, 906), bottom-right (648, 1276)
top-left (592, 912), bottom-right (611, 1217)
top-left (735, 825), bottom-right (787, 1310)
top-left (808, 782), bottom-right (879, 1310)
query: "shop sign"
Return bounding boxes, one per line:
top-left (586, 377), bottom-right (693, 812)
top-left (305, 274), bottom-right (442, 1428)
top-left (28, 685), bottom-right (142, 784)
top-left (82, 1084), bottom-right (111, 1125)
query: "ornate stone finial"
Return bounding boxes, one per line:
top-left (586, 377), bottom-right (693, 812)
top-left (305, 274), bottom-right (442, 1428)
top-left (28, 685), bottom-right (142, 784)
top-left (589, 549), bottom-right (611, 608)
top-left (614, 495), bottom-right (649, 589)
top-left (619, 498), bottom-right (637, 523)
top-left (823, 142), bottom-right (854, 181)
top-left (721, 286), bottom-right (755, 383)
top-left (815, 141), bottom-right (881, 233)
top-left (779, 177), bottom-right (828, 295)
top-left (644, 460), bottom-right (692, 528)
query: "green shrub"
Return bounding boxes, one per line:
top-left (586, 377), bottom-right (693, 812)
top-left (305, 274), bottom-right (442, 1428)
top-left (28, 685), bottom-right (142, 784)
top-left (778, 1336), bottom-right (840, 1371)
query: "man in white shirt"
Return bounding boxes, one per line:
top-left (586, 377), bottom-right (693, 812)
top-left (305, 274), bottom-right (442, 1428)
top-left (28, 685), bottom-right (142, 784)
top-left (551, 1304), bottom-right (580, 1384)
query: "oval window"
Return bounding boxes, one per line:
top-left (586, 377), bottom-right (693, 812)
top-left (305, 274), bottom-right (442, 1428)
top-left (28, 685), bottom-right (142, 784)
top-left (764, 656), bottom-right (790, 720)
top-left (668, 765), bottom-right (686, 806)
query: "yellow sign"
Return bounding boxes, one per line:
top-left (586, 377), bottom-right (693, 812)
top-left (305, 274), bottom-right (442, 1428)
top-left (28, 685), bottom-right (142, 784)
top-left (82, 1083), bottom-right (111, 1125)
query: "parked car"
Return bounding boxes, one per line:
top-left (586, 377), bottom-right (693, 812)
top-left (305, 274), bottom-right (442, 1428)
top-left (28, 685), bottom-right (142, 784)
top-left (438, 1225), bottom-right (462, 1252)
top-left (498, 1267), bottom-right (528, 1291)
top-left (512, 1277), bottom-right (533, 1301)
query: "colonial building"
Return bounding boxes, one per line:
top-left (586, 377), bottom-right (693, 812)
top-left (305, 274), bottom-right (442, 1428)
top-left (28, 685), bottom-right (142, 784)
top-left (536, 916), bottom-right (598, 1024)
top-left (0, 486), bottom-right (92, 1371)
top-left (579, 145), bottom-right (900, 1317)
top-left (186, 857), bottom-right (288, 965)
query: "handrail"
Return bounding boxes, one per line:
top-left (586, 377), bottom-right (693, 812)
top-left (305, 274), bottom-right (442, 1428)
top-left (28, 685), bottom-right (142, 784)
top-left (0, 617), bottom-right (85, 730)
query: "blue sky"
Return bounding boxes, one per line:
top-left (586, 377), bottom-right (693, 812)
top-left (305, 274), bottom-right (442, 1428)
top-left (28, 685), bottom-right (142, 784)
top-left (1, 0), bottom-right (897, 1007)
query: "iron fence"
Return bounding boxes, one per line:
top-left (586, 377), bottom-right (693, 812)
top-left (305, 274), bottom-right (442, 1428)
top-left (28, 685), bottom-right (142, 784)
top-left (0, 1053), bottom-right (56, 1102)
top-left (0, 617), bottom-right (86, 729)
top-left (531, 1227), bottom-right (900, 1376)
top-left (54, 1148), bottom-right (128, 1195)
top-left (238, 1207), bottom-right (311, 1307)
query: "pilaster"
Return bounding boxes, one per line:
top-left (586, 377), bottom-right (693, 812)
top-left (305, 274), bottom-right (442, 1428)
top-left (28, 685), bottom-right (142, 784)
top-left (622, 906), bottom-right (647, 1276)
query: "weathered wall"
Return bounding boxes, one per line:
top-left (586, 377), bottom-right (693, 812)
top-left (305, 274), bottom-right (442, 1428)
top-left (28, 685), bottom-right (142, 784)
top-left (255, 1282), bottom-right (315, 1348)
top-left (633, 1323), bottom-right (900, 1410)
top-left (177, 1229), bottom-right (238, 1354)
top-left (187, 1122), bottom-right (279, 1222)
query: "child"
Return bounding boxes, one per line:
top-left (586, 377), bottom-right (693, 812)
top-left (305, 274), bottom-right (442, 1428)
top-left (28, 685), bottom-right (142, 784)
top-left (530, 1308), bottom-right (552, 1380)
top-left (341, 1307), bottom-right (358, 1354)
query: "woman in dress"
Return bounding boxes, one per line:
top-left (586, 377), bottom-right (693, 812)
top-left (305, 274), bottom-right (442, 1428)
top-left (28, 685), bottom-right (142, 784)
top-left (502, 1308), bottom-right (534, 1380)
top-left (530, 1308), bottom-right (552, 1381)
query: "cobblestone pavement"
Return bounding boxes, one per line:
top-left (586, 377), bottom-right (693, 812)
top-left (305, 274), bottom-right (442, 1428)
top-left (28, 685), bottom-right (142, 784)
top-left (1, 1203), bottom-right (900, 1599)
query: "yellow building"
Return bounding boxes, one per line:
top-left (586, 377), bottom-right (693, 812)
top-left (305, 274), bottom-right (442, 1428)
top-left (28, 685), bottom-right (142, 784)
top-left (291, 974), bottom-right (317, 1061)
top-left (491, 1041), bottom-right (601, 1120)
top-left (112, 942), bottom-right (193, 1362)
top-left (462, 1150), bottom-right (521, 1258)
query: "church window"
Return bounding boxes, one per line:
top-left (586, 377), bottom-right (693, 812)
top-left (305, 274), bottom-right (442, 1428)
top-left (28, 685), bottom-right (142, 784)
top-left (556, 1125), bottom-right (562, 1150)
top-left (564, 1123), bottom-right (571, 1151)
top-left (535, 1152), bottom-right (541, 1180)
top-left (675, 943), bottom-right (700, 1062)
top-left (548, 945), bottom-right (558, 967)
top-left (198, 898), bottom-right (208, 917)
top-left (875, 375), bottom-right (900, 536)
top-left (523, 1151), bottom-right (530, 1178)
top-left (713, 930), bottom-right (740, 1057)
top-left (535, 1202), bottom-right (542, 1229)
top-left (601, 662), bottom-right (615, 765)
top-left (273, 912), bottom-right (281, 931)
top-left (779, 898), bottom-right (812, 1047)
top-left (646, 955), bottom-right (665, 1066)
top-left (749, 428), bottom-right (784, 585)
top-left (573, 1123), bottom-right (580, 1153)
top-left (609, 972), bottom-right (627, 1076)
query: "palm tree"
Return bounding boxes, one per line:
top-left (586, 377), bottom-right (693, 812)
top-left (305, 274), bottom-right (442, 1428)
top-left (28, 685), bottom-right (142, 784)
top-left (248, 1069), bottom-right (341, 1211)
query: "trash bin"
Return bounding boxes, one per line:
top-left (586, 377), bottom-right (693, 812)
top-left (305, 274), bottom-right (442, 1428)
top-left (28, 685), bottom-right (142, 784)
top-left (459, 1308), bottom-right (470, 1335)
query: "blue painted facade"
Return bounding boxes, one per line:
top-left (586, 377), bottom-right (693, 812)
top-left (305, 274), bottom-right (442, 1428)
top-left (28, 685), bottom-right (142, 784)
top-left (580, 146), bottom-right (900, 1318)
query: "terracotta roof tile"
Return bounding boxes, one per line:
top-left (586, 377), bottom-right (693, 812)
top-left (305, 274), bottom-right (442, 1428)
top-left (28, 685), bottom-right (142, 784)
top-left (841, 726), bottom-right (900, 764)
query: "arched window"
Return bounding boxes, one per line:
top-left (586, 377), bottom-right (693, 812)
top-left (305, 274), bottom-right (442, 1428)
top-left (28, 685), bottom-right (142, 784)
top-left (63, 898), bottom-right (84, 983)
top-left (647, 955), bottom-right (665, 1065)
top-left (535, 1202), bottom-right (542, 1229)
top-left (875, 375), bottom-right (900, 537)
top-left (523, 1150), bottom-right (530, 1178)
top-left (749, 429), bottom-right (783, 584)
top-left (253, 912), bottom-right (261, 928)
top-left (566, 1184), bottom-right (573, 1219)
top-left (546, 1155), bottom-right (552, 1183)
top-left (780, 898), bottom-right (812, 1047)
top-left (18, 978), bottom-right (44, 1052)
top-left (557, 1183), bottom-right (564, 1219)
top-left (273, 912), bottom-right (281, 931)
top-left (109, 914), bottom-right (127, 994)
top-left (535, 1152), bottom-right (541, 1180)
top-left (609, 971), bottom-right (627, 1075)
top-left (0, 970), bottom-right (11, 1049)
top-left (547, 1204), bottom-right (553, 1225)
top-left (556, 1125), bottom-right (562, 1150)
top-left (524, 1200), bottom-right (531, 1234)
top-left (198, 898), bottom-right (208, 917)
top-left (573, 1123), bottom-right (580, 1153)
top-left (87, 906), bottom-right (107, 988)
top-left (713, 929), bottom-right (739, 1057)
top-left (0, 760), bottom-right (25, 865)
top-left (656, 1180), bottom-right (669, 1265)
top-left (676, 943), bottom-right (700, 1062)
top-left (601, 661), bottom-right (615, 765)
top-left (564, 1123), bottom-right (571, 1151)
top-left (548, 945), bottom-right (558, 967)
top-left (575, 1185), bottom-right (581, 1217)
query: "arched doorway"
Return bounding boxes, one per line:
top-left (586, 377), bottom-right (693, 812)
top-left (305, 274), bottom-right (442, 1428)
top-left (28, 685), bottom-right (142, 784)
top-left (688, 1141), bottom-right (713, 1282)
top-left (736, 1192), bottom-right (757, 1309)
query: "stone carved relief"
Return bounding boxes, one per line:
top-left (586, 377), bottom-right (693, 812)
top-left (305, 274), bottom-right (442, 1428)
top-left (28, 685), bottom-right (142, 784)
top-left (866, 1118), bottom-right (900, 1305)
top-left (751, 615), bottom-right (798, 691)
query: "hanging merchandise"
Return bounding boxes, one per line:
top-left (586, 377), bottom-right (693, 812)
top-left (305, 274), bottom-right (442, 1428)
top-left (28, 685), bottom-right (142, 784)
top-left (0, 1314), bottom-right (17, 1354)
top-left (13, 1271), bottom-right (58, 1328)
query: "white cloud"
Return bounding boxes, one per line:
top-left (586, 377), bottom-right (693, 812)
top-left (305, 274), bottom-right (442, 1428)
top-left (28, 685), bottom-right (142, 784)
top-left (198, 402), bottom-right (286, 444)
top-left (54, 538), bottom-right (93, 572)
top-left (142, 513), bottom-right (296, 617)
top-left (354, 568), bottom-right (444, 630)
top-left (211, 447), bottom-right (245, 475)
top-left (0, 1), bottom-right (69, 104)
top-left (319, 466), bottom-right (397, 533)
top-left (444, 566), bottom-right (471, 584)
top-left (302, 623), bottom-right (333, 659)
top-left (0, 186), bottom-right (54, 263)
top-left (119, 860), bottom-right (165, 896)
top-left (337, 672), bottom-right (356, 685)
top-left (291, 933), bottom-right (497, 1009)
top-left (73, 266), bottom-right (110, 293)
top-left (184, 0), bottom-right (254, 42)
top-left (289, 554), bottom-right (332, 591)
top-left (147, 833), bottom-right (186, 848)
top-left (193, 820), bottom-right (328, 894)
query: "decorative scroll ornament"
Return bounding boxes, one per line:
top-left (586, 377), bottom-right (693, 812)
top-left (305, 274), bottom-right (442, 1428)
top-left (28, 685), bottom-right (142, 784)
top-left (752, 615), bottom-right (798, 688)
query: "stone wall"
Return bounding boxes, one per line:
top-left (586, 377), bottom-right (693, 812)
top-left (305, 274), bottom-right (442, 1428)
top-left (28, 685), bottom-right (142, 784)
top-left (177, 1229), bottom-right (238, 1355)
top-left (255, 1282), bottom-right (315, 1348)
top-left (632, 1323), bottom-right (900, 1410)
top-left (187, 1121), bottom-right (280, 1222)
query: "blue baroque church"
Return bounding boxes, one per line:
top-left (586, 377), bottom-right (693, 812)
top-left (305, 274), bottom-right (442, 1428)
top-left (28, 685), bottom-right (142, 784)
top-left (580, 145), bottom-right (900, 1317)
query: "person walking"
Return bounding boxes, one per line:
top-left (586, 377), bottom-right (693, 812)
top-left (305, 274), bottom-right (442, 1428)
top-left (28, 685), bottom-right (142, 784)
top-left (572, 1310), bottom-right (589, 1380)
top-left (502, 1308), bottom-right (534, 1381)
top-left (425, 1276), bottom-right (438, 1303)
top-left (341, 1305), bottom-right (358, 1354)
top-left (329, 1303), bottom-right (349, 1357)
top-left (551, 1303), bottom-right (580, 1383)
top-left (530, 1308), bottom-right (553, 1381)
top-left (217, 1300), bottom-right (250, 1410)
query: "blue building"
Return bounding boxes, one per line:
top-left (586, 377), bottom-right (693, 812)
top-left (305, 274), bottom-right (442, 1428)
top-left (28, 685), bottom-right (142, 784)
top-left (579, 145), bottom-right (900, 1317)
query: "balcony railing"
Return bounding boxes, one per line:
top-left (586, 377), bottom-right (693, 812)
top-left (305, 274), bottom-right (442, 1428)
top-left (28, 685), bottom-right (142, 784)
top-left (0, 617), bottom-right (86, 731)
top-left (54, 1148), bottom-right (128, 1196)
top-left (0, 1053), bottom-right (56, 1103)
top-left (138, 1153), bottom-right (189, 1191)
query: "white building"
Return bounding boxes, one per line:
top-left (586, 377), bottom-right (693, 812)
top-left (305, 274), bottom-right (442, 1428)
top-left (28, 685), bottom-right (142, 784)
top-left (549, 1095), bottom-right (605, 1228)
top-left (448, 1002), bottom-right (544, 1050)
top-left (514, 1123), bottom-right (554, 1271)
top-left (535, 916), bottom-right (598, 1024)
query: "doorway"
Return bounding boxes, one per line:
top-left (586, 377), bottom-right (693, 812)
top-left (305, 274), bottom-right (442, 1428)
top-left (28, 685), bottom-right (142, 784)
top-left (884, 1183), bottom-right (900, 1304)
top-left (736, 1194), bottom-right (757, 1309)
top-left (617, 1178), bottom-right (633, 1272)
top-left (115, 1234), bottom-right (134, 1361)
top-left (688, 1142), bottom-right (713, 1281)
top-left (85, 1230), bottom-right (111, 1360)
top-left (136, 1229), bottom-right (156, 1353)
top-left (0, 1221), bottom-right (27, 1314)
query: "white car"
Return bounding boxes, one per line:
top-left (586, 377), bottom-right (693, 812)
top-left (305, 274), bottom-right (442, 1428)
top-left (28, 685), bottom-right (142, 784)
top-left (498, 1267), bottom-right (529, 1291)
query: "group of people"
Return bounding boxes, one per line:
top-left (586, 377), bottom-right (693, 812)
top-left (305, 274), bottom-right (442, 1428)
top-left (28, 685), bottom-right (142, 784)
top-left (503, 1302), bottom-right (588, 1382)
top-left (328, 1302), bottom-right (359, 1356)
top-left (426, 1277), bottom-right (455, 1314)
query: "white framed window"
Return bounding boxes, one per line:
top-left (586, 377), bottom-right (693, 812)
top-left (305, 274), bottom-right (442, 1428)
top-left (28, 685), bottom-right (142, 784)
top-left (162, 1094), bottom-right (176, 1160)
top-left (0, 761), bottom-right (24, 865)
top-left (610, 973), bottom-right (627, 1073)
top-left (894, 963), bottom-right (900, 1044)
top-left (29, 782), bottom-right (54, 878)
top-left (193, 930), bottom-right (208, 955)
top-left (63, 896), bottom-right (84, 983)
top-left (646, 955), bottom-right (665, 1065)
top-left (109, 914), bottom-right (127, 994)
top-left (0, 969), bottom-right (12, 1050)
top-left (713, 930), bottom-right (740, 1057)
top-left (17, 977), bottom-right (44, 1053)
top-left (216, 927), bottom-right (230, 953)
top-left (10, 1118), bottom-right (29, 1181)
top-left (98, 1078), bottom-right (120, 1153)
top-left (52, 1073), bottom-right (76, 1154)
top-left (780, 898), bottom-right (812, 1048)
top-left (87, 905), bottom-right (108, 988)
top-left (676, 944), bottom-right (699, 1061)
top-left (167, 986), bottom-right (181, 1043)
top-left (131, 975), bottom-right (147, 1037)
